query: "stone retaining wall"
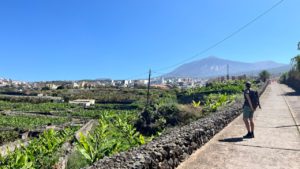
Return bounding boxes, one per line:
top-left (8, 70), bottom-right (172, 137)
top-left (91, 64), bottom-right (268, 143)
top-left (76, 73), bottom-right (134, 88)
top-left (87, 82), bottom-right (268, 169)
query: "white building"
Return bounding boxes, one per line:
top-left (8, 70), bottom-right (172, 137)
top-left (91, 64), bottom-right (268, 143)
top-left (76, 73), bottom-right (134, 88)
top-left (69, 99), bottom-right (96, 107)
top-left (73, 82), bottom-right (80, 88)
top-left (46, 84), bottom-right (58, 90)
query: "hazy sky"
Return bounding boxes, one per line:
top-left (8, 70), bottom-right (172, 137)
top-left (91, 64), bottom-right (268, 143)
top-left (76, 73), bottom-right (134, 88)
top-left (0, 0), bottom-right (299, 81)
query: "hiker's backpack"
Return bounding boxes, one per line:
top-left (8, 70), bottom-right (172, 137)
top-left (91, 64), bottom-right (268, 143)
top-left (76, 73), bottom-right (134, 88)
top-left (249, 90), bottom-right (260, 110)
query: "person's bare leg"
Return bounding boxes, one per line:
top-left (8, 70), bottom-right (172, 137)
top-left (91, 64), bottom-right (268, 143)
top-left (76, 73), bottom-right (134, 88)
top-left (250, 118), bottom-right (254, 135)
top-left (249, 118), bottom-right (254, 132)
top-left (243, 118), bottom-right (250, 132)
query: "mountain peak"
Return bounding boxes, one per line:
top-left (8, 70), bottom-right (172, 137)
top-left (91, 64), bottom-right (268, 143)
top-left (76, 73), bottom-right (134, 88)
top-left (164, 56), bottom-right (288, 78)
top-left (205, 56), bottom-right (221, 60)
top-left (207, 56), bottom-right (218, 58)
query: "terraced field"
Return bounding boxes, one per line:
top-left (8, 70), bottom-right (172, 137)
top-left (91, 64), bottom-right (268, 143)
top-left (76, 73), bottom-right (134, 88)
top-left (0, 80), bottom-right (259, 168)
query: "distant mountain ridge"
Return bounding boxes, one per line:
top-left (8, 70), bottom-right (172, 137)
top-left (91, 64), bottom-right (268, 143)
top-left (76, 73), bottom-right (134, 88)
top-left (164, 56), bottom-right (288, 78)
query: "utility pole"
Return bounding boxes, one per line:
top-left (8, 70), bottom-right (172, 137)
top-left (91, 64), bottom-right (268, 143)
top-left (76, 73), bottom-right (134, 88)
top-left (298, 41), bottom-right (300, 50)
top-left (146, 69), bottom-right (151, 107)
top-left (226, 64), bottom-right (229, 80)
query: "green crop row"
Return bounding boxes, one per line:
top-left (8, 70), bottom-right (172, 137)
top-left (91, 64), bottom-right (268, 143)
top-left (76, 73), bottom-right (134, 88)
top-left (0, 100), bottom-right (140, 119)
top-left (185, 80), bottom-right (252, 95)
top-left (0, 127), bottom-right (78, 169)
top-left (202, 93), bottom-right (237, 112)
top-left (0, 101), bottom-right (79, 112)
top-left (0, 115), bottom-right (69, 130)
top-left (67, 110), bottom-right (149, 168)
top-left (0, 131), bottom-right (20, 146)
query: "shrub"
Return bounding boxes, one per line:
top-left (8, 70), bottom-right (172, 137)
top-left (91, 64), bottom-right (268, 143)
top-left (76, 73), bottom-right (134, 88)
top-left (157, 104), bottom-right (180, 126)
top-left (135, 107), bottom-right (166, 136)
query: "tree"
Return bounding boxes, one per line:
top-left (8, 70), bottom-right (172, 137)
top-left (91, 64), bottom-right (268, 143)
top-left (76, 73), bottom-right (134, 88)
top-left (41, 86), bottom-right (50, 90)
top-left (259, 70), bottom-right (270, 82)
top-left (291, 54), bottom-right (300, 72)
top-left (56, 85), bottom-right (64, 90)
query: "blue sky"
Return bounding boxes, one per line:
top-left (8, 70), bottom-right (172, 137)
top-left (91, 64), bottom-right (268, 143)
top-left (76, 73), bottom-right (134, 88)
top-left (0, 0), bottom-right (299, 81)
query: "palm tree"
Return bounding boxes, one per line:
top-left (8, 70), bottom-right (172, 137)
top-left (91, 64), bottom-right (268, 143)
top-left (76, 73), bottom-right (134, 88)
top-left (291, 55), bottom-right (300, 72)
top-left (259, 70), bottom-right (270, 82)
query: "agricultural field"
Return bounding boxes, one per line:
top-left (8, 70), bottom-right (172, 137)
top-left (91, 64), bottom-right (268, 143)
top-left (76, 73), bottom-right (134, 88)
top-left (0, 80), bottom-right (261, 168)
top-left (0, 114), bottom-right (69, 130)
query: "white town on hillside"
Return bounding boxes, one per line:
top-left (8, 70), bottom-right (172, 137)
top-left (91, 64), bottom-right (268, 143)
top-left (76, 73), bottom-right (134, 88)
top-left (0, 74), bottom-right (250, 91)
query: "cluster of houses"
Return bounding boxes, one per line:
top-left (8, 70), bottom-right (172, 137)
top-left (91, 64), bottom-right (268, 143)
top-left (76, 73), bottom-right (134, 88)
top-left (0, 75), bottom-right (249, 109)
top-left (0, 75), bottom-right (248, 90)
top-left (0, 78), bottom-right (27, 88)
top-left (32, 79), bottom-right (148, 89)
top-left (209, 75), bottom-right (248, 83)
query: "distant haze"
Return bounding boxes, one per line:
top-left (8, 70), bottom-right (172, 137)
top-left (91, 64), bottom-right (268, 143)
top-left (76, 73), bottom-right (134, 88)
top-left (164, 56), bottom-right (289, 78)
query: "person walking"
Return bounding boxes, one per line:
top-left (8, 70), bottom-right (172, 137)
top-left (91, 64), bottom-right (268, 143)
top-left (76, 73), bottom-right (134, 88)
top-left (243, 81), bottom-right (261, 138)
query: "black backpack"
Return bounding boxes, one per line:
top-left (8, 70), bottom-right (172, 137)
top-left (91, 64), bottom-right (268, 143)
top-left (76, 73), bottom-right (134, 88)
top-left (249, 90), bottom-right (260, 110)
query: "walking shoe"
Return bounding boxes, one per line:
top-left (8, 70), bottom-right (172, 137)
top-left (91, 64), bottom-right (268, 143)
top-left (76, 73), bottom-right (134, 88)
top-left (250, 132), bottom-right (254, 138)
top-left (243, 132), bottom-right (251, 138)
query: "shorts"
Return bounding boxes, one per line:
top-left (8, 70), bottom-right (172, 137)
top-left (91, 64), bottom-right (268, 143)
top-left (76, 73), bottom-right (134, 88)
top-left (243, 106), bottom-right (254, 119)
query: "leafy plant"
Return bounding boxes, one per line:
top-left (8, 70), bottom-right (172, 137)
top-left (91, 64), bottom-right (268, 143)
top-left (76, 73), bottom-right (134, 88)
top-left (75, 111), bottom-right (147, 166)
top-left (203, 93), bottom-right (235, 112)
top-left (192, 100), bottom-right (201, 107)
top-left (0, 128), bottom-right (77, 169)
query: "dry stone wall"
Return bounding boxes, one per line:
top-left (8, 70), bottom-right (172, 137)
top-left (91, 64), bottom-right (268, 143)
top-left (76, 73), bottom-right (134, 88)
top-left (87, 82), bottom-right (268, 169)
